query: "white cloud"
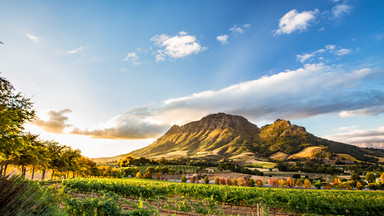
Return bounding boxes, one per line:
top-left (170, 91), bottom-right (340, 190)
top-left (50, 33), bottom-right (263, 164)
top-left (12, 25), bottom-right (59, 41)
top-left (151, 31), bottom-right (205, 61)
top-left (216, 34), bottom-right (229, 44)
top-left (296, 44), bottom-right (351, 63)
top-left (229, 24), bottom-right (250, 35)
top-left (324, 126), bottom-right (384, 149)
top-left (332, 4), bottom-right (352, 18)
top-left (33, 109), bottom-right (72, 133)
top-left (26, 33), bottom-right (43, 43)
top-left (123, 52), bottom-right (141, 66)
top-left (71, 63), bottom-right (384, 139)
top-left (67, 46), bottom-right (86, 54)
top-left (275, 9), bottom-right (318, 35)
top-left (335, 48), bottom-right (352, 56)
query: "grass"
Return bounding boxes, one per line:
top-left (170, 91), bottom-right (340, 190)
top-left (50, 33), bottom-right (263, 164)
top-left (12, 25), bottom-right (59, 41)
top-left (245, 161), bottom-right (276, 169)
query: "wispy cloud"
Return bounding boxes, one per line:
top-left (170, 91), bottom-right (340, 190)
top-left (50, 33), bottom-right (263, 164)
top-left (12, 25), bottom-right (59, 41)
top-left (296, 44), bottom-right (351, 63)
top-left (26, 33), bottom-right (43, 43)
top-left (123, 52), bottom-right (141, 66)
top-left (33, 109), bottom-right (72, 133)
top-left (67, 46), bottom-right (86, 54)
top-left (324, 126), bottom-right (384, 149)
top-left (229, 24), bottom-right (250, 35)
top-left (69, 63), bottom-right (384, 139)
top-left (275, 9), bottom-right (318, 35)
top-left (332, 4), bottom-right (352, 19)
top-left (216, 34), bottom-right (229, 44)
top-left (335, 48), bottom-right (352, 56)
top-left (151, 31), bottom-right (205, 62)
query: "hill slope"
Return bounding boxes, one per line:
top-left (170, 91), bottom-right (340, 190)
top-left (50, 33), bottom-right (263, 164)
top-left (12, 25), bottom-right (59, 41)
top-left (97, 113), bottom-right (384, 163)
top-left (129, 113), bottom-right (260, 158)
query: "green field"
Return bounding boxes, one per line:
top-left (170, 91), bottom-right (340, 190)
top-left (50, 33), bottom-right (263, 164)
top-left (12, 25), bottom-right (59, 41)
top-left (136, 165), bottom-right (218, 174)
top-left (245, 161), bottom-right (276, 169)
top-left (63, 177), bottom-right (384, 215)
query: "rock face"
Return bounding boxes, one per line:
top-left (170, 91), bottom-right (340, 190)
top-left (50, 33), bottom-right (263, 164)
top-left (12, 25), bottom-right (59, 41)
top-left (129, 113), bottom-right (260, 158)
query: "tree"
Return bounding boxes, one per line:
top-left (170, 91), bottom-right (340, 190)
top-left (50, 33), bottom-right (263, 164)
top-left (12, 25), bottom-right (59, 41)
top-left (304, 179), bottom-right (312, 189)
top-left (278, 179), bottom-right (287, 188)
top-left (286, 177), bottom-right (295, 188)
top-left (351, 172), bottom-right (361, 181)
top-left (365, 172), bottom-right (376, 183)
top-left (0, 76), bottom-right (35, 176)
top-left (249, 178), bottom-right (255, 187)
top-left (136, 171), bottom-right (142, 178)
top-left (204, 176), bottom-right (210, 184)
top-left (214, 177), bottom-right (219, 185)
top-left (181, 175), bottom-right (187, 183)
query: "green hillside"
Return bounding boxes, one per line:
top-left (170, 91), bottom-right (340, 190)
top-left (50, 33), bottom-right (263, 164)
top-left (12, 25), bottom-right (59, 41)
top-left (96, 113), bottom-right (383, 163)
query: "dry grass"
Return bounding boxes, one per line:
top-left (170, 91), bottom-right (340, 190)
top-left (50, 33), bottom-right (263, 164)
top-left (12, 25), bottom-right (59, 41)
top-left (269, 152), bottom-right (288, 160)
top-left (288, 146), bottom-right (322, 159)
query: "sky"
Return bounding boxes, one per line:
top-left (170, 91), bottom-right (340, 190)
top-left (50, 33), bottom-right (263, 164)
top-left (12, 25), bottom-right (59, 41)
top-left (1, 0), bottom-right (384, 158)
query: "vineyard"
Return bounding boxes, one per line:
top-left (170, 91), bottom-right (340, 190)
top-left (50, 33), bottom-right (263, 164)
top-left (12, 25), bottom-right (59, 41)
top-left (137, 165), bottom-right (201, 174)
top-left (62, 177), bottom-right (384, 215)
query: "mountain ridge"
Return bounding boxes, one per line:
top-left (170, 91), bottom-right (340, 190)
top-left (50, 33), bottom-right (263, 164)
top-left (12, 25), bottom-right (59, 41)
top-left (95, 113), bottom-right (384, 163)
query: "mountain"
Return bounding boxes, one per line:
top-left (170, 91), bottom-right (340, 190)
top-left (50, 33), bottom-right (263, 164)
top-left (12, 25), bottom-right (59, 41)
top-left (129, 113), bottom-right (260, 159)
top-left (101, 113), bottom-right (384, 163)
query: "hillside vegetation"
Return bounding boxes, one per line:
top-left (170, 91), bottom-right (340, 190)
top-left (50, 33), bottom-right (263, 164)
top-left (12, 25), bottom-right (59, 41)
top-left (116, 113), bottom-right (384, 164)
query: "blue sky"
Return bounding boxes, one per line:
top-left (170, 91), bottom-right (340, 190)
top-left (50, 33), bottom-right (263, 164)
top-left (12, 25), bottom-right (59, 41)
top-left (1, 0), bottom-right (384, 157)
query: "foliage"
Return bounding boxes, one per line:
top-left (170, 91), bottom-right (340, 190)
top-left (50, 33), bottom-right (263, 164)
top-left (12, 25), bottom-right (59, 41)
top-left (0, 174), bottom-right (64, 215)
top-left (365, 172), bottom-right (376, 183)
top-left (64, 191), bottom-right (123, 215)
top-left (63, 177), bottom-right (384, 215)
top-left (214, 177), bottom-right (219, 185)
top-left (181, 175), bottom-right (187, 183)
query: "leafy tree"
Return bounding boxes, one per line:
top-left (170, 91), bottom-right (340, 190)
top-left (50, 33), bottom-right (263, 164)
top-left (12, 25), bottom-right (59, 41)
top-left (304, 179), bottom-right (312, 189)
top-left (351, 172), bottom-right (361, 181)
top-left (214, 177), bottom-right (219, 185)
top-left (286, 177), bottom-right (295, 188)
top-left (249, 178), bottom-right (255, 187)
top-left (136, 171), bottom-right (142, 178)
top-left (204, 176), bottom-right (210, 184)
top-left (366, 172), bottom-right (376, 183)
top-left (256, 179), bottom-right (263, 187)
top-left (0, 76), bottom-right (35, 175)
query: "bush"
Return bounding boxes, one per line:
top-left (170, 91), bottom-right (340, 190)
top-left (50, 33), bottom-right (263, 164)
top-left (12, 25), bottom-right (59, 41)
top-left (256, 179), bottom-right (263, 187)
top-left (249, 178), bottom-right (255, 187)
top-left (181, 175), bottom-right (187, 183)
top-left (204, 176), bottom-right (210, 184)
top-left (214, 177), bottom-right (219, 185)
top-left (0, 174), bottom-right (63, 215)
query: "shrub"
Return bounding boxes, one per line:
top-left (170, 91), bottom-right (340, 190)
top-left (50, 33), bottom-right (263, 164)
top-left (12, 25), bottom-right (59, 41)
top-left (296, 179), bottom-right (303, 189)
top-left (214, 177), bottom-right (220, 185)
top-left (278, 179), bottom-right (287, 188)
top-left (286, 177), bottom-right (295, 188)
top-left (249, 178), bottom-right (255, 187)
top-left (136, 172), bottom-right (142, 178)
top-left (324, 183), bottom-right (332, 189)
top-left (0, 174), bottom-right (63, 215)
top-left (181, 175), bottom-right (187, 183)
top-left (231, 179), bottom-right (238, 186)
top-left (225, 177), bottom-right (231, 185)
top-left (219, 178), bottom-right (226, 185)
top-left (204, 176), bottom-right (210, 184)
top-left (256, 179), bottom-right (263, 187)
top-left (304, 179), bottom-right (312, 189)
top-left (269, 178), bottom-right (278, 187)
top-left (190, 176), bottom-right (197, 183)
